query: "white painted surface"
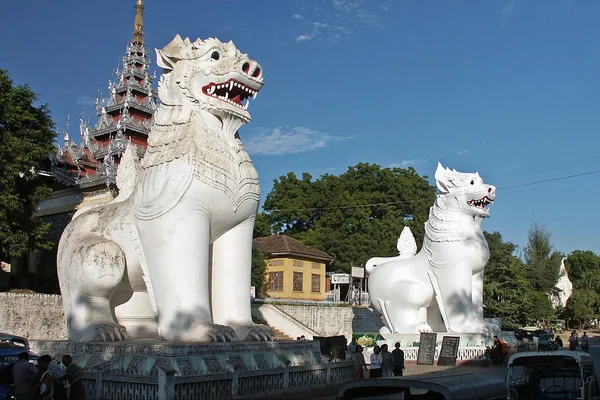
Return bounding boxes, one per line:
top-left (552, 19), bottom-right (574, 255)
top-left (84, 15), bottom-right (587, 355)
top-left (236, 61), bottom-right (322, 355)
top-left (56, 35), bottom-right (273, 343)
top-left (552, 258), bottom-right (573, 308)
top-left (366, 163), bottom-right (501, 335)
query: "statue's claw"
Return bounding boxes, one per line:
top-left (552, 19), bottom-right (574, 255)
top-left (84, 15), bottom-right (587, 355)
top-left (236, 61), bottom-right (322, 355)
top-left (233, 323), bottom-right (277, 342)
top-left (87, 323), bottom-right (128, 342)
top-left (416, 323), bottom-right (433, 333)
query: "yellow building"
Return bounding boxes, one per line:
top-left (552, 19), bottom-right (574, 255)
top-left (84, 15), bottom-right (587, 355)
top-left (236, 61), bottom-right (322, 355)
top-left (253, 235), bottom-right (333, 301)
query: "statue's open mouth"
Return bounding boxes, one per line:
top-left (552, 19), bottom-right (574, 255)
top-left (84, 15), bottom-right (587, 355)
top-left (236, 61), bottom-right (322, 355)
top-left (467, 196), bottom-right (493, 209)
top-left (203, 79), bottom-right (259, 111)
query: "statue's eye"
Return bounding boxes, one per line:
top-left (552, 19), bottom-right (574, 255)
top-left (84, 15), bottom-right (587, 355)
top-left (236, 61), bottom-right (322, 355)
top-left (470, 180), bottom-right (474, 185)
top-left (211, 51), bottom-right (220, 60)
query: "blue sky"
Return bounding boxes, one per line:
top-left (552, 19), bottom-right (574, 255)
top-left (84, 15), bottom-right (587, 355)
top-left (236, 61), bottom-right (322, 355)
top-left (2, 0), bottom-right (600, 257)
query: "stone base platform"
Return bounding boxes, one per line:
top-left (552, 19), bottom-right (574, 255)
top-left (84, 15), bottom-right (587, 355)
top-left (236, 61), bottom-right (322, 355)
top-left (378, 332), bottom-right (494, 349)
top-left (29, 340), bottom-right (353, 400)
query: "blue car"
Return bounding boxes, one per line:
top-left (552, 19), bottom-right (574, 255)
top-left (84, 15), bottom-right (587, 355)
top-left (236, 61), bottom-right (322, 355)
top-left (0, 333), bottom-right (39, 400)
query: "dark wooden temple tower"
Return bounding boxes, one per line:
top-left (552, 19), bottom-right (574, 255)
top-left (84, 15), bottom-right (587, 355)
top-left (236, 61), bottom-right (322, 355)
top-left (9, 0), bottom-right (157, 293)
top-left (55, 0), bottom-right (156, 195)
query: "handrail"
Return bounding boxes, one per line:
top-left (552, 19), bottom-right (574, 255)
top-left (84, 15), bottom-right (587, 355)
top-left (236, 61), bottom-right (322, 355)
top-left (257, 304), bottom-right (319, 339)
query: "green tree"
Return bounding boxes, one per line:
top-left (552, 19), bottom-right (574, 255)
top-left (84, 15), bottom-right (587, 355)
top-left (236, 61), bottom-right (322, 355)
top-left (523, 221), bottom-right (562, 294)
top-left (562, 250), bottom-right (600, 328)
top-left (563, 289), bottom-right (598, 329)
top-left (253, 212), bottom-right (273, 238)
top-left (483, 231), bottom-right (534, 327)
top-left (564, 250), bottom-right (600, 291)
top-left (0, 70), bottom-right (56, 258)
top-left (251, 249), bottom-right (267, 292)
top-left (263, 163), bottom-right (435, 272)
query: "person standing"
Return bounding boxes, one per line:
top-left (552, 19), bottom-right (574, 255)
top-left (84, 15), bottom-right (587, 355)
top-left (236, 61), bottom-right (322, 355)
top-left (569, 330), bottom-right (579, 351)
top-left (392, 342), bottom-right (405, 377)
top-left (12, 352), bottom-right (38, 400)
top-left (61, 355), bottom-right (86, 400)
top-left (380, 344), bottom-right (394, 378)
top-left (348, 337), bottom-right (358, 354)
top-left (37, 355), bottom-right (55, 400)
top-left (369, 346), bottom-right (383, 378)
top-left (352, 345), bottom-right (368, 379)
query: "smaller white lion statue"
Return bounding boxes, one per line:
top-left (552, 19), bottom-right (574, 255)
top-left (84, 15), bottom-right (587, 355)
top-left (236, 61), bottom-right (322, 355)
top-left (366, 162), bottom-right (500, 334)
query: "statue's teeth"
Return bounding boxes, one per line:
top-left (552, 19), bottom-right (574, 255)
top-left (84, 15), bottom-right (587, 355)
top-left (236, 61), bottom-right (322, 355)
top-left (253, 91), bottom-right (258, 100)
top-left (229, 81), bottom-right (234, 91)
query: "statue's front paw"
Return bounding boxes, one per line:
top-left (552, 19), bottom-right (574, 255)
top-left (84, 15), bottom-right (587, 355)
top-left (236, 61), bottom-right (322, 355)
top-left (416, 323), bottom-right (433, 333)
top-left (84, 322), bottom-right (128, 342)
top-left (482, 322), bottom-right (501, 334)
top-left (180, 324), bottom-right (238, 342)
top-left (233, 323), bottom-right (278, 341)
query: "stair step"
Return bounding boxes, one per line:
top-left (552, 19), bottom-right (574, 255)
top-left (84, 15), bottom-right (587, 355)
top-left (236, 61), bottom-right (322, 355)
top-left (251, 316), bottom-right (298, 341)
top-left (271, 327), bottom-right (293, 341)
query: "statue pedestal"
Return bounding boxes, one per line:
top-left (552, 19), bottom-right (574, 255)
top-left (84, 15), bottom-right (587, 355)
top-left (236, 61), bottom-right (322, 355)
top-left (378, 332), bottom-right (493, 349)
top-left (30, 340), bottom-right (353, 399)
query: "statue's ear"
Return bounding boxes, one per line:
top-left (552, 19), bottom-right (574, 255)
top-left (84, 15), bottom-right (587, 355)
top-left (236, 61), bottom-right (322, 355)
top-left (155, 49), bottom-right (175, 70)
top-left (435, 162), bottom-right (450, 194)
top-left (156, 34), bottom-right (185, 70)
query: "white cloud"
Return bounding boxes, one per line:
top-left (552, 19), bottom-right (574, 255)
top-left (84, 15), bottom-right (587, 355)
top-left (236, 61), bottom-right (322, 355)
top-left (389, 159), bottom-right (428, 169)
top-left (291, 0), bottom-right (380, 44)
top-left (456, 149), bottom-right (471, 156)
top-left (244, 126), bottom-right (350, 156)
top-left (77, 94), bottom-right (97, 106)
top-left (295, 34), bottom-right (313, 42)
top-left (501, 0), bottom-right (516, 27)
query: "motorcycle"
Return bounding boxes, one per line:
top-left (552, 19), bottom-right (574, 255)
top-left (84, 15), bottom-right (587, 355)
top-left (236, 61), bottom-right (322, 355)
top-left (569, 340), bottom-right (578, 351)
top-left (581, 341), bottom-right (589, 352)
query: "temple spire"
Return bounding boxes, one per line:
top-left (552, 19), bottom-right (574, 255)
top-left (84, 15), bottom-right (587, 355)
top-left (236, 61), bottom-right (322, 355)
top-left (132, 0), bottom-right (144, 45)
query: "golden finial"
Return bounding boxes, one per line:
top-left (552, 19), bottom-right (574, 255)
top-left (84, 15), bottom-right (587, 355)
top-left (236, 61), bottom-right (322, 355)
top-left (132, 0), bottom-right (144, 44)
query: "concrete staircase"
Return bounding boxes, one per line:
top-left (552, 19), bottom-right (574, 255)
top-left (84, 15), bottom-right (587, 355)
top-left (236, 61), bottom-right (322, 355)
top-left (252, 314), bottom-right (294, 341)
top-left (272, 327), bottom-right (294, 341)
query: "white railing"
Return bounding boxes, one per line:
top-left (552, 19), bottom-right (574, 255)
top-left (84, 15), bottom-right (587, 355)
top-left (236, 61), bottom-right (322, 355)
top-left (252, 304), bottom-right (319, 340)
top-left (89, 360), bottom-right (354, 400)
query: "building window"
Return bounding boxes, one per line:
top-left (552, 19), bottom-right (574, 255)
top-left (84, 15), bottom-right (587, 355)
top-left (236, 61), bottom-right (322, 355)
top-left (311, 274), bottom-right (321, 293)
top-left (293, 272), bottom-right (303, 291)
top-left (269, 272), bottom-right (283, 291)
top-left (293, 260), bottom-right (304, 267)
top-left (269, 259), bottom-right (284, 267)
top-left (312, 262), bottom-right (320, 269)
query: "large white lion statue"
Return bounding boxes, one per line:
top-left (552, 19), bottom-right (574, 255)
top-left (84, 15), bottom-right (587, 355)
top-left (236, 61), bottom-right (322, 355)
top-left (57, 35), bottom-right (276, 342)
top-left (366, 162), bottom-right (500, 334)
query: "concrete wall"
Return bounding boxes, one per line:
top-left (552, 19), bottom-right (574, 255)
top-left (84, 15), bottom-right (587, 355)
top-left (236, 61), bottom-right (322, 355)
top-left (0, 293), bottom-right (66, 340)
top-left (271, 303), bottom-right (383, 337)
top-left (0, 292), bottom-right (382, 342)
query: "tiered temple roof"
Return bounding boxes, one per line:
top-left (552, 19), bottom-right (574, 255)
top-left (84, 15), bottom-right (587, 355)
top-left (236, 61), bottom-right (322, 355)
top-left (50, 0), bottom-right (156, 193)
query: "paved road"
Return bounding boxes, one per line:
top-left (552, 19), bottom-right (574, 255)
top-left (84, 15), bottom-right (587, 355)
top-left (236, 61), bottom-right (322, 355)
top-left (257, 363), bottom-right (484, 400)
top-left (264, 332), bottom-right (600, 400)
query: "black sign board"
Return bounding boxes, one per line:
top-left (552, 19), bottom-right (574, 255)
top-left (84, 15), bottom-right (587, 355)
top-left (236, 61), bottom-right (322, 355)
top-left (417, 332), bottom-right (437, 365)
top-left (313, 335), bottom-right (347, 359)
top-left (437, 336), bottom-right (460, 366)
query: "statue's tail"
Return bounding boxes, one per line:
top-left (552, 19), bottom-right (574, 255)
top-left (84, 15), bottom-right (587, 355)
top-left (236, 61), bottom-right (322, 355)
top-left (71, 144), bottom-right (140, 221)
top-left (112, 144), bottom-right (140, 202)
top-left (397, 226), bottom-right (417, 258)
top-left (365, 258), bottom-right (378, 276)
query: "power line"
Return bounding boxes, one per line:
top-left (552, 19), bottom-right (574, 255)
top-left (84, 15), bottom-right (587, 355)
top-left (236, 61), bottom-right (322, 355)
top-left (268, 169), bottom-right (600, 213)
top-left (269, 200), bottom-right (416, 213)
top-left (499, 169), bottom-right (600, 189)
